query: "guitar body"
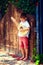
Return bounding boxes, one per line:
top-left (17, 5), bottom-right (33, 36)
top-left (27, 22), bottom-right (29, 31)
top-left (19, 30), bottom-right (28, 36)
top-left (18, 24), bottom-right (29, 36)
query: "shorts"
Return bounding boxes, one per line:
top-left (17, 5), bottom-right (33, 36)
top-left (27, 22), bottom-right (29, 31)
top-left (19, 37), bottom-right (29, 49)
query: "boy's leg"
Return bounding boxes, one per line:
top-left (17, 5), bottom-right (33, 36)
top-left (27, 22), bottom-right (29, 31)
top-left (20, 48), bottom-right (25, 59)
top-left (23, 37), bottom-right (29, 60)
top-left (23, 48), bottom-right (28, 60)
top-left (19, 37), bottom-right (25, 59)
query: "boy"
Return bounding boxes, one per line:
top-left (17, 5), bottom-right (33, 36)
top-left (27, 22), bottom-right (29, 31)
top-left (11, 13), bottom-right (30, 60)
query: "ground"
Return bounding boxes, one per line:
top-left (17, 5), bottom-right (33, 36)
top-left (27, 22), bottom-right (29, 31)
top-left (0, 49), bottom-right (35, 65)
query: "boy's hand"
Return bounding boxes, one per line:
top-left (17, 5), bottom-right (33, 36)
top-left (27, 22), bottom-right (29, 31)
top-left (19, 28), bottom-right (29, 32)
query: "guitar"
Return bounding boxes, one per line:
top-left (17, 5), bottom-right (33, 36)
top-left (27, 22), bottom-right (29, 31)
top-left (11, 17), bottom-right (30, 36)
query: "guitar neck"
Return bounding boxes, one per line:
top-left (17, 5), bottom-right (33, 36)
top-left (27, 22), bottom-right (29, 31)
top-left (11, 17), bottom-right (19, 27)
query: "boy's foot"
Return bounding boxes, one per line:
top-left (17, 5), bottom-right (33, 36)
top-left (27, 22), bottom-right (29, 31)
top-left (23, 57), bottom-right (28, 61)
top-left (16, 56), bottom-right (24, 60)
top-left (20, 57), bottom-right (24, 60)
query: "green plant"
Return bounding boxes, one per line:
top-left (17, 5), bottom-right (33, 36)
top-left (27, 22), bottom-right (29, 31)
top-left (35, 60), bottom-right (40, 65)
top-left (35, 54), bottom-right (40, 65)
top-left (39, 54), bottom-right (43, 64)
top-left (32, 48), bottom-right (40, 65)
top-left (35, 54), bottom-right (43, 65)
top-left (32, 48), bottom-right (43, 65)
top-left (32, 48), bottom-right (37, 61)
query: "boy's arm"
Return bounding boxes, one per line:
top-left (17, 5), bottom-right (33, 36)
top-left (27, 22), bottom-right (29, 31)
top-left (11, 17), bottom-right (19, 27)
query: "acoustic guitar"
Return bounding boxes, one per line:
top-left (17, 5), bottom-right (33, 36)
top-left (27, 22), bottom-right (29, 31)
top-left (11, 17), bottom-right (29, 36)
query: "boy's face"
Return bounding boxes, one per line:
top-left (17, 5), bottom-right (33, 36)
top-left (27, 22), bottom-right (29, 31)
top-left (20, 18), bottom-right (26, 22)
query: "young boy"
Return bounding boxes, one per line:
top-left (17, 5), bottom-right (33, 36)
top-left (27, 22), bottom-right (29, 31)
top-left (11, 13), bottom-right (30, 60)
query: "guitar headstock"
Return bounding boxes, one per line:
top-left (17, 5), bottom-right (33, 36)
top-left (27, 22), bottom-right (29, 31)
top-left (11, 17), bottom-right (16, 22)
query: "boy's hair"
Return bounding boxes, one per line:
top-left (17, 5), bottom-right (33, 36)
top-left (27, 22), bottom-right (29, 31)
top-left (20, 13), bottom-right (27, 19)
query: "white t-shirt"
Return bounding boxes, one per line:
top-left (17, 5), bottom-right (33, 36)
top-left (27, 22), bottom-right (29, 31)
top-left (18, 21), bottom-right (30, 37)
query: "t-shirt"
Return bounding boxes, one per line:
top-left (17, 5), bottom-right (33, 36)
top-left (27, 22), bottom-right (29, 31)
top-left (18, 21), bottom-right (30, 37)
